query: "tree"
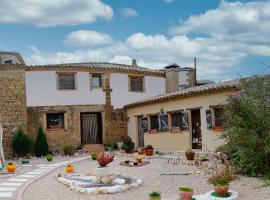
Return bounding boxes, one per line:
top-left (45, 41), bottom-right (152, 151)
top-left (34, 127), bottom-right (49, 157)
top-left (224, 76), bottom-right (270, 176)
top-left (12, 128), bottom-right (32, 157)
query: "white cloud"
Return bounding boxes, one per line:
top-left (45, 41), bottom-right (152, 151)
top-left (26, 1), bottom-right (270, 80)
top-left (164, 0), bottom-right (175, 3)
top-left (122, 8), bottom-right (138, 17)
top-left (64, 30), bottom-right (113, 48)
top-left (0, 0), bottom-right (113, 27)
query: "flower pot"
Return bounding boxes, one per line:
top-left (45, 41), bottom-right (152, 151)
top-left (180, 191), bottom-right (193, 200)
top-left (213, 185), bottom-right (229, 196)
top-left (185, 152), bottom-right (195, 160)
top-left (145, 148), bottom-right (153, 156)
top-left (6, 164), bottom-right (16, 173)
top-left (138, 149), bottom-right (145, 155)
top-left (66, 165), bottom-right (74, 173)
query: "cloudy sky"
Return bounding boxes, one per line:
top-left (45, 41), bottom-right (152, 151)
top-left (1, 0), bottom-right (270, 80)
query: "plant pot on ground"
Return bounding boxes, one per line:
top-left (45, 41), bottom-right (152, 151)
top-left (185, 148), bottom-right (195, 160)
top-left (145, 145), bottom-right (154, 156)
top-left (207, 167), bottom-right (237, 196)
top-left (121, 136), bottom-right (135, 154)
top-left (46, 154), bottom-right (53, 162)
top-left (149, 191), bottom-right (161, 200)
top-left (6, 163), bottom-right (16, 173)
top-left (179, 187), bottom-right (193, 200)
top-left (66, 165), bottom-right (74, 173)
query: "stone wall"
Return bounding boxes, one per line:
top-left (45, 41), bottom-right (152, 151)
top-left (27, 104), bottom-right (127, 152)
top-left (0, 66), bottom-right (28, 158)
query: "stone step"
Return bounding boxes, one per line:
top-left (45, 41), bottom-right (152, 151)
top-left (82, 144), bottom-right (105, 155)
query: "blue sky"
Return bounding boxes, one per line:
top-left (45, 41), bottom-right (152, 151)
top-left (0, 0), bottom-right (270, 80)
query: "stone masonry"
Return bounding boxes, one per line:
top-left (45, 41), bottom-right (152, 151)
top-left (0, 66), bottom-right (28, 158)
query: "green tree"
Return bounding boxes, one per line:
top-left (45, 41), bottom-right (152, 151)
top-left (12, 127), bottom-right (32, 157)
top-left (224, 76), bottom-right (270, 176)
top-left (34, 127), bottom-right (49, 157)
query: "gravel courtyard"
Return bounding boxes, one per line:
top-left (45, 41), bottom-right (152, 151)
top-left (17, 155), bottom-right (270, 200)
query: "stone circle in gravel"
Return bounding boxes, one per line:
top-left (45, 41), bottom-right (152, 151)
top-left (57, 174), bottom-right (143, 195)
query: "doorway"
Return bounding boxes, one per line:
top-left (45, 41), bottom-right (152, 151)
top-left (138, 116), bottom-right (148, 147)
top-left (191, 109), bottom-right (202, 149)
top-left (81, 112), bottom-right (102, 144)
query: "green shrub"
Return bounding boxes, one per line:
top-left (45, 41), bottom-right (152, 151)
top-left (91, 153), bottom-right (97, 160)
top-left (149, 191), bottom-right (160, 197)
top-left (224, 76), bottom-right (270, 176)
top-left (63, 145), bottom-right (76, 155)
top-left (46, 154), bottom-right (53, 162)
top-left (121, 136), bottom-right (135, 152)
top-left (12, 128), bottom-right (32, 157)
top-left (179, 187), bottom-right (193, 192)
top-left (34, 127), bottom-right (49, 157)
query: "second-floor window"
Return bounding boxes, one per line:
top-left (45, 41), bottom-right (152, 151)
top-left (129, 76), bottom-right (144, 92)
top-left (92, 74), bottom-right (103, 88)
top-left (57, 73), bottom-right (76, 90)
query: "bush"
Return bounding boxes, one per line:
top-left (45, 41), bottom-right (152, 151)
top-left (34, 127), bottom-right (49, 157)
top-left (224, 76), bottom-right (270, 176)
top-left (121, 136), bottom-right (135, 152)
top-left (63, 145), bottom-right (76, 155)
top-left (12, 128), bottom-right (32, 157)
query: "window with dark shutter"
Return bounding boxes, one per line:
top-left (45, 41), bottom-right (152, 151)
top-left (57, 73), bottom-right (76, 90)
top-left (129, 76), bottom-right (144, 92)
top-left (150, 115), bottom-right (159, 131)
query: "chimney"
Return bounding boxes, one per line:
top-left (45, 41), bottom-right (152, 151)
top-left (132, 59), bottom-right (137, 66)
top-left (165, 63), bottom-right (180, 93)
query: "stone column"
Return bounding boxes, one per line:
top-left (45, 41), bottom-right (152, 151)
top-left (0, 66), bottom-right (28, 158)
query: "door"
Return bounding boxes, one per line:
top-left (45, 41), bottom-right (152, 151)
top-left (81, 113), bottom-right (102, 144)
top-left (138, 116), bottom-right (147, 147)
top-left (191, 109), bottom-right (202, 149)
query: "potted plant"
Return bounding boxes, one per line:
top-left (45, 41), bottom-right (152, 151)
top-left (63, 145), bottom-right (76, 156)
top-left (207, 168), bottom-right (237, 196)
top-left (46, 154), bottom-right (53, 162)
top-left (145, 145), bottom-right (154, 156)
top-left (66, 164), bottom-right (74, 173)
top-left (137, 148), bottom-right (145, 155)
top-left (91, 153), bottom-right (97, 160)
top-left (179, 187), bottom-right (193, 200)
top-left (121, 136), bottom-right (135, 153)
top-left (6, 162), bottom-right (16, 173)
top-left (149, 191), bottom-right (161, 200)
top-left (185, 148), bottom-right (195, 160)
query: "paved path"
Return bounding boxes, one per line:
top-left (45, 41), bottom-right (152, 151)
top-left (0, 156), bottom-right (88, 199)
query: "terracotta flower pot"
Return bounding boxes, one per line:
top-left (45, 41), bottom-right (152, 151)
top-left (180, 191), bottom-right (193, 200)
top-left (185, 152), bottom-right (195, 160)
top-left (138, 149), bottom-right (145, 155)
top-left (6, 164), bottom-right (16, 173)
top-left (213, 185), bottom-right (229, 196)
top-left (145, 148), bottom-right (153, 156)
top-left (66, 165), bottom-right (74, 173)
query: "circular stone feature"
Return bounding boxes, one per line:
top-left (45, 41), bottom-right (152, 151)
top-left (57, 174), bottom-right (143, 195)
top-left (120, 161), bottom-right (150, 167)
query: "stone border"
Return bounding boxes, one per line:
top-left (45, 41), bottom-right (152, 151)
top-left (57, 175), bottom-right (143, 195)
top-left (16, 156), bottom-right (89, 200)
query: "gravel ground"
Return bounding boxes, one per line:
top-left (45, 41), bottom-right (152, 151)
top-left (20, 156), bottom-right (270, 200)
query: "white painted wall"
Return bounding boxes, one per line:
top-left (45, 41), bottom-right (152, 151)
top-left (26, 71), bottom-right (105, 106)
top-left (110, 74), bottom-right (166, 108)
top-left (26, 71), bottom-right (166, 108)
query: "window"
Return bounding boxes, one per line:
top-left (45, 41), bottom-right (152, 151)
top-left (181, 112), bottom-right (189, 131)
top-left (150, 115), bottom-right (159, 131)
top-left (92, 74), bottom-right (103, 88)
top-left (206, 109), bottom-right (212, 130)
top-left (46, 113), bottom-right (64, 129)
top-left (214, 108), bottom-right (225, 127)
top-left (129, 76), bottom-right (144, 92)
top-left (57, 73), bottom-right (76, 90)
top-left (160, 114), bottom-right (168, 132)
top-left (4, 60), bottom-right (12, 64)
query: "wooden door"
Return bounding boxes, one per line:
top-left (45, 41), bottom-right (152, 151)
top-left (191, 109), bottom-right (202, 149)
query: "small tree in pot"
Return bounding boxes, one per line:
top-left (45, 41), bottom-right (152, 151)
top-left (207, 167), bottom-right (237, 196)
top-left (121, 136), bottom-right (135, 153)
top-left (185, 148), bottom-right (195, 160)
top-left (145, 145), bottom-right (154, 156)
